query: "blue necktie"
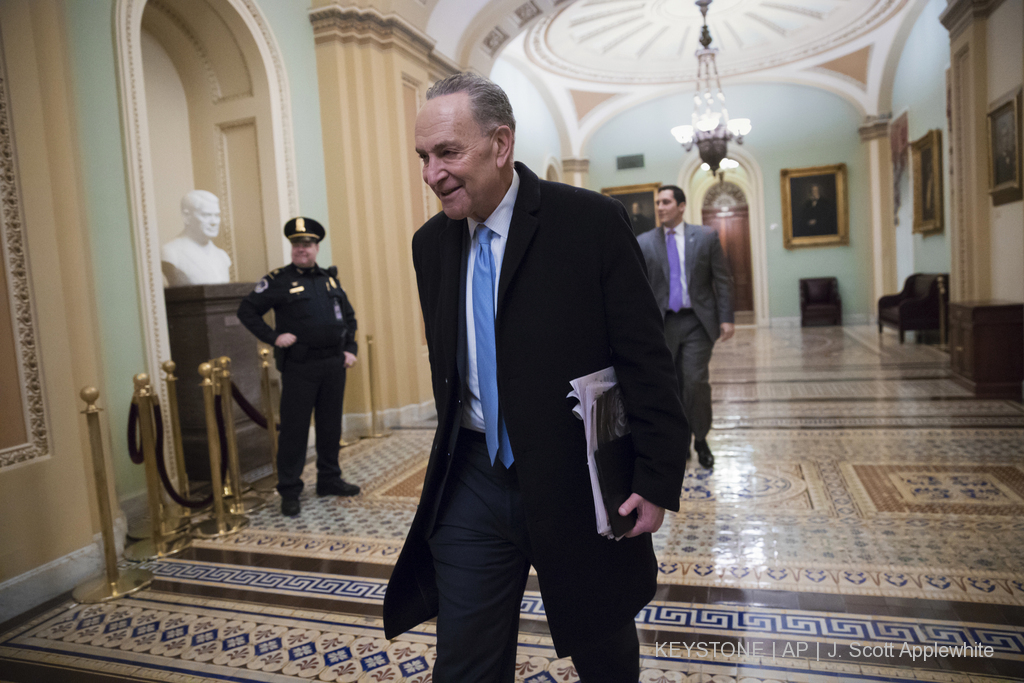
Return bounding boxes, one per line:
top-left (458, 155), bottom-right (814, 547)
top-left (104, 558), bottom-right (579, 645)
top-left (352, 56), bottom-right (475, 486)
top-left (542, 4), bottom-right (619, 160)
top-left (473, 227), bottom-right (513, 467)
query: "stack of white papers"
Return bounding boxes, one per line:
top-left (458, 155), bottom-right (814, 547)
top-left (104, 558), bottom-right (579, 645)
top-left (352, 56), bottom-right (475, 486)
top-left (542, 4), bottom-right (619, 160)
top-left (568, 366), bottom-right (631, 539)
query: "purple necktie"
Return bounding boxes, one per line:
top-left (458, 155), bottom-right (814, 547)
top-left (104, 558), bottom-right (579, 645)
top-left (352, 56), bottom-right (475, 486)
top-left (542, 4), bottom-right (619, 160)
top-left (666, 229), bottom-right (684, 312)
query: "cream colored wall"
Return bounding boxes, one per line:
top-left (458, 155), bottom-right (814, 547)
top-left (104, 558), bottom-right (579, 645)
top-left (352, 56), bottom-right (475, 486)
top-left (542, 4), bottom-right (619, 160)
top-left (0, 0), bottom-right (113, 585)
top-left (142, 29), bottom-right (196, 248)
top-left (313, 9), bottom-right (448, 432)
top-left (986, 0), bottom-right (1024, 302)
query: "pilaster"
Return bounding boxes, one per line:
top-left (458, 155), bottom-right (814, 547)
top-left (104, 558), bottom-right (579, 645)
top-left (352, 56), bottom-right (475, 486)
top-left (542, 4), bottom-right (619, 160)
top-left (312, 6), bottom-right (455, 434)
top-left (561, 157), bottom-right (590, 188)
top-left (859, 115), bottom-right (898, 307)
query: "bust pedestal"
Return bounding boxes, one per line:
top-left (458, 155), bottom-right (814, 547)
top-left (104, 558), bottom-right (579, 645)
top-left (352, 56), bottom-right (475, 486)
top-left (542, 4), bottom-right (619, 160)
top-left (165, 283), bottom-right (273, 482)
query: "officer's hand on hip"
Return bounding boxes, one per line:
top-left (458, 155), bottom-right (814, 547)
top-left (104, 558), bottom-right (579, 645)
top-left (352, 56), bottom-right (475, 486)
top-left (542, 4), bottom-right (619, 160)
top-left (343, 352), bottom-right (357, 368)
top-left (275, 333), bottom-right (297, 348)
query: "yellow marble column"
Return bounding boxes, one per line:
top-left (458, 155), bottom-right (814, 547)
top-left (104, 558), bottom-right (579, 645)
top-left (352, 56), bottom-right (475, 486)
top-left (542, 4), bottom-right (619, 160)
top-left (941, 0), bottom-right (994, 302)
top-left (561, 157), bottom-right (590, 188)
top-left (312, 6), bottom-right (456, 434)
top-left (859, 115), bottom-right (898, 308)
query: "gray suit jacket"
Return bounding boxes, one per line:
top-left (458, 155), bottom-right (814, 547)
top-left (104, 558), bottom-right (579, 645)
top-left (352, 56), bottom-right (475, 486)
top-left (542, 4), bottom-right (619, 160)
top-left (636, 222), bottom-right (734, 341)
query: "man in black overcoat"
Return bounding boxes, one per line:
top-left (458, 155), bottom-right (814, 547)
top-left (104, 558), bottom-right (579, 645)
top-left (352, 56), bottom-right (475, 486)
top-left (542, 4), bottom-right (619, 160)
top-left (383, 73), bottom-right (688, 682)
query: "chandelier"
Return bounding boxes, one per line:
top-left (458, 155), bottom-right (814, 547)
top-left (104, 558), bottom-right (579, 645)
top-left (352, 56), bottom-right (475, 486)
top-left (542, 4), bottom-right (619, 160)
top-left (670, 0), bottom-right (751, 175)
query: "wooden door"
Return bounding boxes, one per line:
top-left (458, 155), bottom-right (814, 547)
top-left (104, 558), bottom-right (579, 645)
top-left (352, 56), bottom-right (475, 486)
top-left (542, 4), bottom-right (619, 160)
top-left (703, 206), bottom-right (754, 313)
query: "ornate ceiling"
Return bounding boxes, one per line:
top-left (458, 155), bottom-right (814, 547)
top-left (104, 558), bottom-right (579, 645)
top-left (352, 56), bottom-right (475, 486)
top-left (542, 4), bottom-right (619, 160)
top-left (525, 0), bottom-right (910, 84)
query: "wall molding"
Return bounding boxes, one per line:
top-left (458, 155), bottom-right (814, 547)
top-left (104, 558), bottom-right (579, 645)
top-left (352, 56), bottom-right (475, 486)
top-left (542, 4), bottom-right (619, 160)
top-left (940, 0), bottom-right (1007, 41)
top-left (310, 5), bottom-right (459, 76)
top-left (0, 34), bottom-right (50, 471)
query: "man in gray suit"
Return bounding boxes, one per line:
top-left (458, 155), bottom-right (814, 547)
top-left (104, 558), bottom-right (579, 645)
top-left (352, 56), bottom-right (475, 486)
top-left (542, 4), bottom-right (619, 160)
top-left (637, 185), bottom-right (734, 469)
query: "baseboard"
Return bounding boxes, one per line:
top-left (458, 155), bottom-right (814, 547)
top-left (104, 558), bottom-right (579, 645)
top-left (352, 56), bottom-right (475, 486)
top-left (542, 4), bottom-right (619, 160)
top-left (342, 399), bottom-right (436, 438)
top-left (843, 313), bottom-right (869, 325)
top-left (0, 527), bottom-right (126, 624)
top-left (769, 316), bottom-right (801, 328)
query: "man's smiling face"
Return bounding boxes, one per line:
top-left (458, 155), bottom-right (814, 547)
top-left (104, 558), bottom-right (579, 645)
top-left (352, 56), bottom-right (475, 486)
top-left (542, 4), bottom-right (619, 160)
top-left (415, 92), bottom-right (509, 222)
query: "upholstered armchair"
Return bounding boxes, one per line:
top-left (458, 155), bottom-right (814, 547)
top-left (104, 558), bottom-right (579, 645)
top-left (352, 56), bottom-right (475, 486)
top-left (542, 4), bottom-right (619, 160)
top-left (800, 277), bottom-right (842, 327)
top-left (877, 273), bottom-right (948, 343)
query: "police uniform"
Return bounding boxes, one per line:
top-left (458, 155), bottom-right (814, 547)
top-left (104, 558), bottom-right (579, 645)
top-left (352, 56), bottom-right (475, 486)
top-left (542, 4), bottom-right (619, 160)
top-left (237, 217), bottom-right (359, 513)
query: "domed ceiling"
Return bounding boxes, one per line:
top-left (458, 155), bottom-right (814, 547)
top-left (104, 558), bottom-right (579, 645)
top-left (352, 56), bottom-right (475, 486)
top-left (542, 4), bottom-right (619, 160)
top-left (525, 0), bottom-right (909, 84)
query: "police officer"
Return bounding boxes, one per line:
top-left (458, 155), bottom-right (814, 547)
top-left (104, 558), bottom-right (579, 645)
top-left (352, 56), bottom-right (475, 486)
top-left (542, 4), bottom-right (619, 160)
top-left (238, 217), bottom-right (360, 516)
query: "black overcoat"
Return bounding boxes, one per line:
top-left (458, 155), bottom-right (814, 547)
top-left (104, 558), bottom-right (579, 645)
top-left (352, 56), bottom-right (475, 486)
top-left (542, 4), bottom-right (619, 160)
top-left (383, 163), bottom-right (688, 655)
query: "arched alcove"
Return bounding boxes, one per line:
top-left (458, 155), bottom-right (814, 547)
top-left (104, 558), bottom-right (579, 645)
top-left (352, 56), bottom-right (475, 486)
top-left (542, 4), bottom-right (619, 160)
top-left (115, 0), bottom-right (299, 439)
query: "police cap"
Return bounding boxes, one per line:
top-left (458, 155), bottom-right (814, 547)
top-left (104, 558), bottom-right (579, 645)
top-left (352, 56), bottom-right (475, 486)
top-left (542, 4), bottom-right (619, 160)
top-left (284, 217), bottom-right (325, 243)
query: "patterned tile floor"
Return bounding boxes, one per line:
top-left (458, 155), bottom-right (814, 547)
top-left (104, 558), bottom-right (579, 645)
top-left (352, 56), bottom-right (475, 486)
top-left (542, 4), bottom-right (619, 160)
top-left (2, 326), bottom-right (1023, 682)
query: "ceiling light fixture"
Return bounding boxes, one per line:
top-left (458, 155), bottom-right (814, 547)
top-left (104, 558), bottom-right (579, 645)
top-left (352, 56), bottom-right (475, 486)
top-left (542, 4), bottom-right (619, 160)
top-left (670, 0), bottom-right (751, 177)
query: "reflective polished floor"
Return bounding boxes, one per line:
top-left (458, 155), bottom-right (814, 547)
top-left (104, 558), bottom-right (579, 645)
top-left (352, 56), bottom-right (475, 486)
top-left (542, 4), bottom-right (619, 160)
top-left (2, 326), bottom-right (1023, 682)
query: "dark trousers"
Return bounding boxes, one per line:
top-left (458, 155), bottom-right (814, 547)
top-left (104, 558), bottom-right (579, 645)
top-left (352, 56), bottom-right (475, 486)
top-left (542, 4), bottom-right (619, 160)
top-left (428, 429), bottom-right (640, 683)
top-left (664, 309), bottom-right (714, 441)
top-left (276, 355), bottom-right (346, 500)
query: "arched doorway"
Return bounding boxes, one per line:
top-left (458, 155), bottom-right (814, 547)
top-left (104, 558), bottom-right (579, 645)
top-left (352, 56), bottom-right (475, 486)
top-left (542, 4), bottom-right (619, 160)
top-left (702, 182), bottom-right (754, 322)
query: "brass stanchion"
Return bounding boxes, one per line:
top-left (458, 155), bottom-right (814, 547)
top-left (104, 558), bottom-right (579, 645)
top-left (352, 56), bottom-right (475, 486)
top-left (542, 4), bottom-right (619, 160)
top-left (123, 375), bottom-right (191, 562)
top-left (217, 356), bottom-right (269, 513)
top-left (161, 361), bottom-right (200, 528)
top-left (251, 346), bottom-right (279, 493)
top-left (366, 334), bottom-right (388, 438)
top-left (937, 275), bottom-right (948, 350)
top-left (193, 362), bottom-right (249, 538)
top-left (73, 387), bottom-right (153, 603)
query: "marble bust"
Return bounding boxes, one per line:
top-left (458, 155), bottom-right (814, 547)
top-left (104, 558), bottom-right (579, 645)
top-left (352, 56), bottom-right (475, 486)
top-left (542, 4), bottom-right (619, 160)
top-left (161, 190), bottom-right (232, 287)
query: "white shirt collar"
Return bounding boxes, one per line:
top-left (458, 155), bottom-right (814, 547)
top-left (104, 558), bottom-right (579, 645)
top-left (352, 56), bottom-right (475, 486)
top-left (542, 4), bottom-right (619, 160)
top-left (468, 169), bottom-right (519, 240)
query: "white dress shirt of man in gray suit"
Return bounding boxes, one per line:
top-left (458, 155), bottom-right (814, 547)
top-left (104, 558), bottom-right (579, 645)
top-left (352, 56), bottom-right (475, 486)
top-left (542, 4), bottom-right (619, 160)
top-left (636, 185), bottom-right (734, 469)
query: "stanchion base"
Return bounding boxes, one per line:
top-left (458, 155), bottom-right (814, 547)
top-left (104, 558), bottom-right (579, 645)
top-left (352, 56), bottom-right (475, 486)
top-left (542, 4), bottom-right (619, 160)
top-left (122, 533), bottom-right (191, 563)
top-left (192, 513), bottom-right (249, 539)
top-left (226, 493), bottom-right (271, 514)
top-left (339, 438), bottom-right (350, 448)
top-left (73, 567), bottom-right (154, 604)
top-left (249, 474), bottom-right (278, 493)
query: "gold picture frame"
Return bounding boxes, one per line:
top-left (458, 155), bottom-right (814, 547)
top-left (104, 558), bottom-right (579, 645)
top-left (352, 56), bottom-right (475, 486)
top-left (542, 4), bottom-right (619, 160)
top-left (987, 87), bottom-right (1022, 206)
top-left (601, 182), bottom-right (662, 236)
top-left (780, 164), bottom-right (848, 249)
top-left (910, 129), bottom-right (943, 236)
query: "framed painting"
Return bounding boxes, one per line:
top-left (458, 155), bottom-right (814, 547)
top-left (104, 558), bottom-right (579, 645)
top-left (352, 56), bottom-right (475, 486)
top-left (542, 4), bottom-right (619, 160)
top-left (601, 182), bottom-right (661, 236)
top-left (987, 87), bottom-right (1022, 206)
top-left (780, 164), bottom-right (848, 249)
top-left (911, 129), bottom-right (943, 235)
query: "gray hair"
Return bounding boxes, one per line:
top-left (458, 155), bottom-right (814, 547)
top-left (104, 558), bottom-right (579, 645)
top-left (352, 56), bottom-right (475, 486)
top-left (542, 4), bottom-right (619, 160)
top-left (426, 72), bottom-right (516, 135)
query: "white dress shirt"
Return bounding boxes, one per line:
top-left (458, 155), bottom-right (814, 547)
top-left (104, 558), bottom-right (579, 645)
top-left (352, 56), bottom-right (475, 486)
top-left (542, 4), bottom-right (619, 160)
top-left (462, 169), bottom-right (520, 432)
top-left (664, 221), bottom-right (691, 309)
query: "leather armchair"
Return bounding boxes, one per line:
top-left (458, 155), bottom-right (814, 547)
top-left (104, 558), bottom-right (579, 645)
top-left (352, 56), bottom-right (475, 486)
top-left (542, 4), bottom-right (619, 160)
top-left (800, 277), bottom-right (842, 327)
top-left (877, 273), bottom-right (948, 343)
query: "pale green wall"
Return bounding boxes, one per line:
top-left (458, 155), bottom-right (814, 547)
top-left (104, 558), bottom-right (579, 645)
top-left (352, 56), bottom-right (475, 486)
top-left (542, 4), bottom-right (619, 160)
top-left (587, 83), bottom-right (872, 321)
top-left (255, 0), bottom-right (333, 260)
top-left (491, 58), bottom-right (563, 179)
top-left (63, 0), bottom-right (332, 500)
top-left (65, 0), bottom-right (148, 498)
top-left (891, 0), bottom-right (952, 285)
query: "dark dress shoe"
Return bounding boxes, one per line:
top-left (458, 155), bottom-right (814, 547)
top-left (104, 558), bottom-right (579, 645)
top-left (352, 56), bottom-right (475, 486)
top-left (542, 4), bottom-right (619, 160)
top-left (281, 498), bottom-right (301, 517)
top-left (316, 479), bottom-right (361, 497)
top-left (694, 440), bottom-right (715, 469)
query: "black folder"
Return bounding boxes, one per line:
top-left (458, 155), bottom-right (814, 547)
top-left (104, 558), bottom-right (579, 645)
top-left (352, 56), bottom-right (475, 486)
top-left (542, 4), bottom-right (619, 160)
top-left (594, 433), bottom-right (637, 538)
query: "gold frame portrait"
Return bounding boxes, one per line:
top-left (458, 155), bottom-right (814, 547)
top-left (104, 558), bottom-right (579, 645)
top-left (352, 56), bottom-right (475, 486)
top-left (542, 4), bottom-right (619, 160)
top-left (987, 87), bottom-right (1022, 206)
top-left (910, 129), bottom-right (943, 236)
top-left (602, 182), bottom-right (662, 235)
top-left (780, 164), bottom-right (848, 249)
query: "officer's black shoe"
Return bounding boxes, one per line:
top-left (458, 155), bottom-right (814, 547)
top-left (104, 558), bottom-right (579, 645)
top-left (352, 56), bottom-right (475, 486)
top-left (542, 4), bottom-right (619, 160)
top-left (316, 479), bottom-right (361, 497)
top-left (281, 498), bottom-right (301, 517)
top-left (694, 440), bottom-right (715, 470)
